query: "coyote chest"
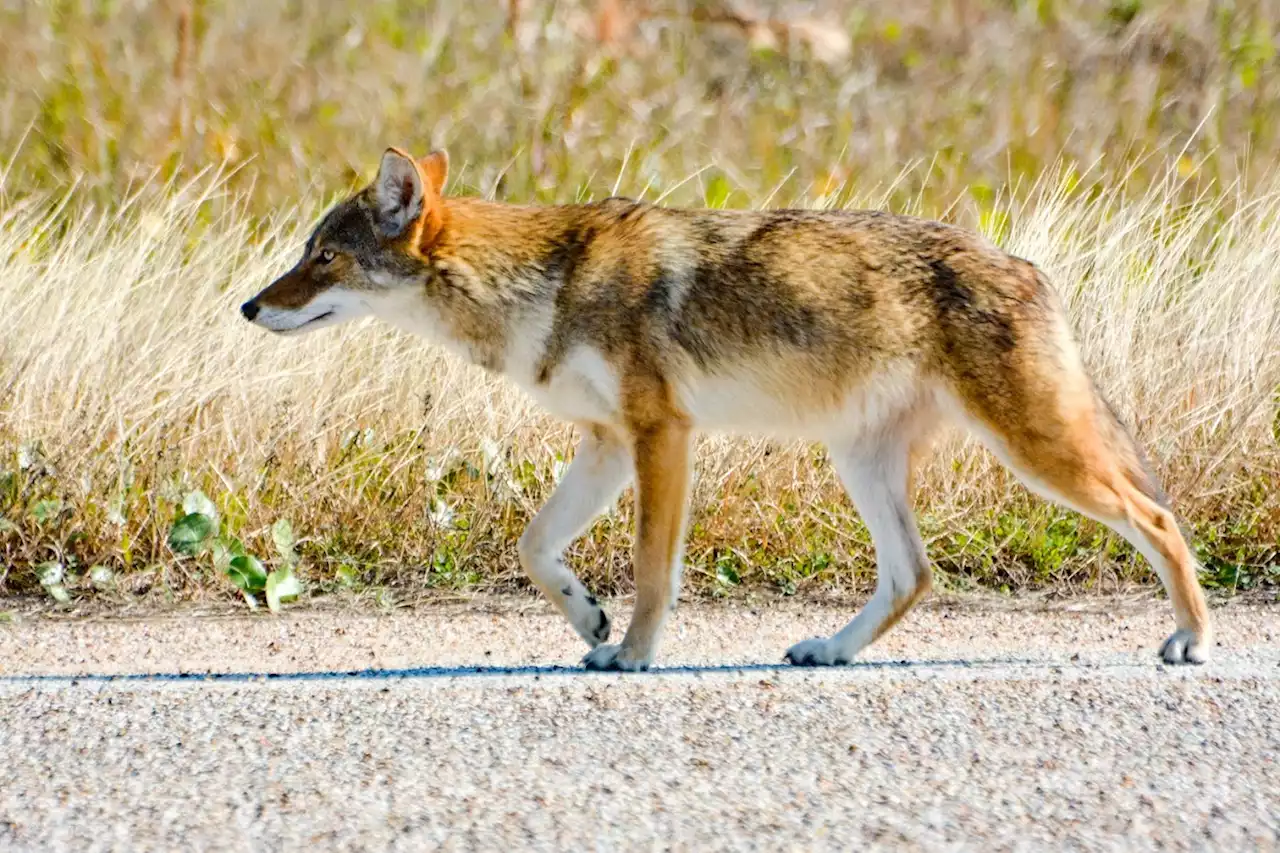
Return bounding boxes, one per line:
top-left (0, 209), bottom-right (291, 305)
top-left (515, 342), bottom-right (621, 425)
top-left (370, 288), bottom-right (618, 423)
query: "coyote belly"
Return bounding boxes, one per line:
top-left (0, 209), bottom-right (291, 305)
top-left (241, 147), bottom-right (1213, 672)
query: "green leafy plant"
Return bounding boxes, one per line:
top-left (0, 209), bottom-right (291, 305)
top-left (265, 518), bottom-right (302, 612)
top-left (226, 554), bottom-right (268, 608)
top-left (167, 511), bottom-right (215, 556)
top-left (36, 562), bottom-right (70, 604)
top-left (166, 490), bottom-right (302, 612)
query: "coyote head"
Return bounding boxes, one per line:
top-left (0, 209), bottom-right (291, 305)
top-left (240, 148), bottom-right (449, 334)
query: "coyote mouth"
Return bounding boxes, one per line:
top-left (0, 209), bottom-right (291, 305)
top-left (271, 310), bottom-right (334, 335)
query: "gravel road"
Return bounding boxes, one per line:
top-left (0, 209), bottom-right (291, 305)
top-left (1, 598), bottom-right (1277, 851)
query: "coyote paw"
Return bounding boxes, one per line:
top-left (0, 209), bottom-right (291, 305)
top-left (784, 638), bottom-right (849, 667)
top-left (587, 607), bottom-right (611, 646)
top-left (582, 643), bottom-right (650, 672)
top-left (1159, 629), bottom-right (1210, 665)
top-left (561, 588), bottom-right (610, 648)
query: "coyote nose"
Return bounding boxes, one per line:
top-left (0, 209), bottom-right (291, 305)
top-left (240, 300), bottom-right (260, 321)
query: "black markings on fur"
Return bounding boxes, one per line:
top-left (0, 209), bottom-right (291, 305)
top-left (742, 211), bottom-right (806, 247)
top-left (928, 258), bottom-right (1016, 354)
top-left (541, 224), bottom-right (596, 287)
top-left (594, 609), bottom-right (610, 641)
top-left (674, 214), bottom-right (825, 366)
top-left (586, 594), bottom-right (598, 607)
top-left (598, 196), bottom-right (645, 221)
top-left (786, 648), bottom-right (848, 667)
top-left (690, 216), bottom-right (726, 245)
top-left (927, 258), bottom-right (969, 313)
top-left (436, 266), bottom-right (467, 295)
top-left (535, 224), bottom-right (600, 385)
top-left (318, 199), bottom-right (382, 256)
top-left (561, 585), bottom-right (573, 597)
top-left (304, 204), bottom-right (345, 256)
top-left (643, 270), bottom-right (677, 318)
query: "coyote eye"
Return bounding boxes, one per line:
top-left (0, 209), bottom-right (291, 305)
top-left (317, 249), bottom-right (336, 264)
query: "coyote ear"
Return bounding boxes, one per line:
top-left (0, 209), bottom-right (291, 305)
top-left (373, 148), bottom-right (425, 239)
top-left (419, 150), bottom-right (449, 196)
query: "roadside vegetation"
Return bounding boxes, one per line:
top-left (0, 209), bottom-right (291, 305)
top-left (1, 0), bottom-right (1277, 608)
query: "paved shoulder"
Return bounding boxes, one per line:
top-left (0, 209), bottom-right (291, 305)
top-left (0, 600), bottom-right (1277, 850)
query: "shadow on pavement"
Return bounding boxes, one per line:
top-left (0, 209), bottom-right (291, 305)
top-left (0, 657), bottom-right (1110, 684)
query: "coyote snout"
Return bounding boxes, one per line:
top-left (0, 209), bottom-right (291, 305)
top-left (243, 146), bottom-right (1214, 672)
top-left (239, 261), bottom-right (366, 335)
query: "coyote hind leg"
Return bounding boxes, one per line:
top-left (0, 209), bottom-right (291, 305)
top-left (966, 399), bottom-right (1213, 664)
top-left (785, 423), bottom-right (934, 667)
top-left (946, 318), bottom-right (1214, 665)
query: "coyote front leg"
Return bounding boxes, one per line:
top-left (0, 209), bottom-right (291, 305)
top-left (583, 420), bottom-right (692, 672)
top-left (518, 425), bottom-right (631, 647)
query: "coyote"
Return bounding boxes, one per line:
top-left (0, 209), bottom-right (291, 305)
top-left (242, 148), bottom-right (1212, 671)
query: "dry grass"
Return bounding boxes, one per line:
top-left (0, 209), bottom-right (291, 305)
top-left (0, 0), bottom-right (1278, 605)
top-left (1, 162), bottom-right (1277, 603)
